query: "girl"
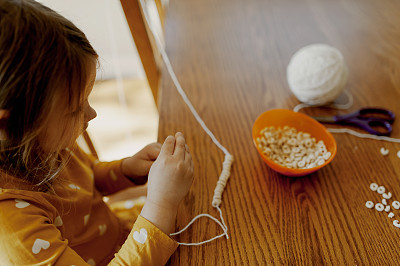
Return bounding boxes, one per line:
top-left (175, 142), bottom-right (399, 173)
top-left (0, 0), bottom-right (194, 265)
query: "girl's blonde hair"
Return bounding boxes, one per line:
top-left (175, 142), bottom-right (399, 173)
top-left (0, 0), bottom-right (98, 190)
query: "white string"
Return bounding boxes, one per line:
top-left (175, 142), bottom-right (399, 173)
top-left (327, 128), bottom-right (400, 143)
top-left (293, 90), bottom-right (353, 112)
top-left (138, 0), bottom-right (233, 245)
top-left (170, 206), bottom-right (228, 245)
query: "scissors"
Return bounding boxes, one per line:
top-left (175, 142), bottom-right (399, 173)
top-left (311, 107), bottom-right (395, 136)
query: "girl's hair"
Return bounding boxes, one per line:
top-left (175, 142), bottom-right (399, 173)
top-left (0, 0), bottom-right (98, 190)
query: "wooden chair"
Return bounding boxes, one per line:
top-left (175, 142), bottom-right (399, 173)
top-left (82, 131), bottom-right (98, 159)
top-left (119, 0), bottom-right (167, 106)
top-left (82, 0), bottom-right (166, 158)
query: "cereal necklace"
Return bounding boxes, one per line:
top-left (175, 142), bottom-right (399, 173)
top-left (139, 0), bottom-right (234, 245)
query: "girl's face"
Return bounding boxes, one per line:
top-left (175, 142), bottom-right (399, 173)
top-left (40, 59), bottom-right (97, 152)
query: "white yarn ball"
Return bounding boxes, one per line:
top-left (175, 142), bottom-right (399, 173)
top-left (287, 44), bottom-right (348, 105)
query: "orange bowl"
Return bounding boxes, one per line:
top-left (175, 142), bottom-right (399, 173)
top-left (252, 109), bottom-right (337, 176)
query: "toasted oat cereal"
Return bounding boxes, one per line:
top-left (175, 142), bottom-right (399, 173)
top-left (257, 126), bottom-right (331, 169)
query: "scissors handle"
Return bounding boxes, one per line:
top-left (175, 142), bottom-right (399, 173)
top-left (334, 107), bottom-right (395, 136)
top-left (335, 107), bottom-right (395, 124)
top-left (338, 117), bottom-right (392, 136)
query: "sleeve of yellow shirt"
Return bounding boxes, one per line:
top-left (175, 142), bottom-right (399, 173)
top-left (76, 147), bottom-right (137, 195)
top-left (110, 215), bottom-right (179, 266)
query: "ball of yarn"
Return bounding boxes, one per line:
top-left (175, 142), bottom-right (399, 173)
top-left (287, 44), bottom-right (348, 105)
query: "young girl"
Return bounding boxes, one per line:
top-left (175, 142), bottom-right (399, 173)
top-left (0, 0), bottom-right (194, 265)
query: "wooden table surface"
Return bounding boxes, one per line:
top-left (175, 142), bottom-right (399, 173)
top-left (157, 0), bottom-right (400, 264)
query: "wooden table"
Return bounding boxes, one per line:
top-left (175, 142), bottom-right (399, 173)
top-left (157, 0), bottom-right (400, 264)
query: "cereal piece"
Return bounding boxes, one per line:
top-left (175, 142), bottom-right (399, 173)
top-left (304, 139), bottom-right (312, 148)
top-left (383, 192), bottom-right (392, 200)
top-left (382, 199), bottom-right (387, 205)
top-left (385, 205), bottom-right (391, 212)
top-left (297, 160), bottom-right (306, 168)
top-left (377, 186), bottom-right (385, 194)
top-left (388, 212), bottom-right (395, 218)
top-left (264, 132), bottom-right (272, 138)
top-left (307, 163), bottom-right (316, 169)
top-left (370, 183), bottom-right (378, 191)
top-left (375, 203), bottom-right (384, 211)
top-left (287, 138), bottom-right (297, 146)
top-left (294, 152), bottom-right (303, 158)
top-left (392, 201), bottom-right (400, 210)
top-left (393, 220), bottom-right (400, 228)
top-left (380, 147), bottom-right (389, 156)
top-left (322, 152), bottom-right (331, 160)
top-left (316, 158), bottom-right (325, 166)
top-left (365, 201), bottom-right (374, 209)
top-left (292, 147), bottom-right (300, 154)
top-left (281, 145), bottom-right (290, 154)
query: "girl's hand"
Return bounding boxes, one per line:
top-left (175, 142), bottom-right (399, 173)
top-left (121, 142), bottom-right (162, 185)
top-left (140, 132), bottom-right (194, 234)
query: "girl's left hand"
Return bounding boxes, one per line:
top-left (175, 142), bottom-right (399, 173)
top-left (120, 142), bottom-right (162, 185)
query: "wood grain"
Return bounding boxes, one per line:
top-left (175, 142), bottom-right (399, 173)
top-left (158, 0), bottom-right (400, 264)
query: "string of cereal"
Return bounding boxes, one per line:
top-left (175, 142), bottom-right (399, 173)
top-left (139, 0), bottom-right (234, 245)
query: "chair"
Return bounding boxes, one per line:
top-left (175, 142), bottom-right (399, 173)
top-left (119, 0), bottom-right (167, 107)
top-left (82, 0), bottom-right (166, 158)
top-left (82, 131), bottom-right (98, 159)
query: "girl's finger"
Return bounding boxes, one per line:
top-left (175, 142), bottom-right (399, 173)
top-left (174, 132), bottom-right (186, 158)
top-left (147, 143), bottom-right (162, 160)
top-left (159, 135), bottom-right (175, 156)
top-left (185, 150), bottom-right (192, 165)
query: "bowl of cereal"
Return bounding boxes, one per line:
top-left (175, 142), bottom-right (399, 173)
top-left (252, 109), bottom-right (337, 176)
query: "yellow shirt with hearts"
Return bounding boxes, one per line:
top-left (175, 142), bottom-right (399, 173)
top-left (0, 146), bottom-right (178, 265)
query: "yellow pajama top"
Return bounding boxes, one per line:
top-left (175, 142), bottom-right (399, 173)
top-left (0, 146), bottom-right (178, 265)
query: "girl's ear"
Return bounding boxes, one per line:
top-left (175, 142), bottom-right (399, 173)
top-left (0, 110), bottom-right (10, 140)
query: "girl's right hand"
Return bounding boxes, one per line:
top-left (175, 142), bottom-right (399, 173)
top-left (140, 132), bottom-right (194, 234)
